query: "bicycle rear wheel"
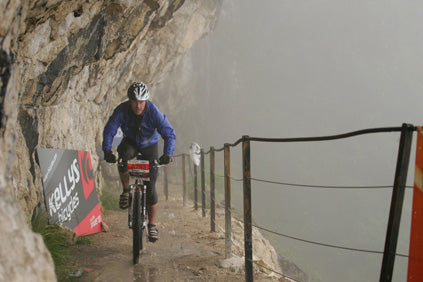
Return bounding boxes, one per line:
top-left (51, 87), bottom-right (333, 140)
top-left (132, 190), bottom-right (142, 264)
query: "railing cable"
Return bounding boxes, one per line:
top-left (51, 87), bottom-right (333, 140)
top-left (215, 174), bottom-right (412, 189)
top-left (252, 223), bottom-right (408, 258)
top-left (249, 126), bottom-right (414, 143)
top-left (251, 177), bottom-right (413, 190)
top-left (229, 210), bottom-right (410, 258)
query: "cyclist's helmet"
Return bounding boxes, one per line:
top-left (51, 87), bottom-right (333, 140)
top-left (127, 82), bottom-right (150, 101)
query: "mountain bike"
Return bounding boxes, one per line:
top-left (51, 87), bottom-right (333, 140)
top-left (123, 155), bottom-right (164, 264)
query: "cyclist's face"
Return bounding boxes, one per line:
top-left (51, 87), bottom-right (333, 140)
top-left (130, 100), bottom-right (147, 115)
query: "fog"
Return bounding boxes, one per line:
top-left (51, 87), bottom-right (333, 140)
top-left (157, 1), bottom-right (422, 281)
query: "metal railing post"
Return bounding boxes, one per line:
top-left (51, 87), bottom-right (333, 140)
top-left (182, 154), bottom-right (186, 206)
top-left (242, 136), bottom-right (253, 282)
top-left (210, 147), bottom-right (216, 232)
top-left (194, 163), bottom-right (198, 210)
top-left (201, 148), bottom-right (206, 217)
top-left (224, 144), bottom-right (232, 258)
top-left (380, 123), bottom-right (414, 282)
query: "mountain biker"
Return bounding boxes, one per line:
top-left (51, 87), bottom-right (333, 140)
top-left (102, 81), bottom-right (176, 242)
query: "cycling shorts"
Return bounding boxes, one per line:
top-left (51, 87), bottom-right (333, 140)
top-left (117, 138), bottom-right (159, 205)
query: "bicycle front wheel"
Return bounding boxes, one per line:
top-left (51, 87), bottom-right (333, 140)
top-left (132, 190), bottom-right (142, 264)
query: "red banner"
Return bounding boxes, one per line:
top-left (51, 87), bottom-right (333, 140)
top-left (73, 203), bottom-right (102, 236)
top-left (37, 148), bottom-right (102, 236)
top-left (408, 126), bottom-right (423, 281)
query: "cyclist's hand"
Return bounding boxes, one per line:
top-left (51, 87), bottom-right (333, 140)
top-left (159, 154), bottom-right (171, 165)
top-left (104, 150), bottom-right (117, 163)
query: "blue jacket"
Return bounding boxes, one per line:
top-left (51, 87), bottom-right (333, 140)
top-left (102, 101), bottom-right (176, 156)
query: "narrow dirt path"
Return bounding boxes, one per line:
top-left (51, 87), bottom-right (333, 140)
top-left (67, 183), bottom-right (274, 281)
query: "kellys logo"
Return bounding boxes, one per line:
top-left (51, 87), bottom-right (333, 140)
top-left (78, 150), bottom-right (94, 199)
top-left (47, 158), bottom-right (81, 222)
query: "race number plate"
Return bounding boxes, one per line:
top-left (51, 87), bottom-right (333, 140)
top-left (127, 160), bottom-right (150, 181)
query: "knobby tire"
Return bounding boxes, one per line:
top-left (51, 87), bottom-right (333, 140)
top-left (133, 190), bottom-right (142, 264)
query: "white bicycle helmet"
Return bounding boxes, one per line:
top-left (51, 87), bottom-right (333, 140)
top-left (127, 82), bottom-right (150, 101)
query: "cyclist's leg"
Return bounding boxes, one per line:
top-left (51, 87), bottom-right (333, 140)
top-left (117, 138), bottom-right (138, 189)
top-left (117, 138), bottom-right (138, 209)
top-left (146, 162), bottom-right (158, 225)
top-left (146, 172), bottom-right (158, 240)
top-left (139, 143), bottom-right (159, 239)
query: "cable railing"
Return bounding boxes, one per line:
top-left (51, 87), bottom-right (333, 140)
top-left (252, 222), bottom-right (409, 258)
top-left (216, 173), bottom-right (413, 189)
top-left (226, 209), bottom-right (410, 258)
top-left (174, 172), bottom-right (414, 190)
top-left (196, 178), bottom-right (411, 257)
top-left (168, 124), bottom-right (418, 282)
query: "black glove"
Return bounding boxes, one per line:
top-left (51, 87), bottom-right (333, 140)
top-left (158, 154), bottom-right (171, 165)
top-left (104, 150), bottom-right (116, 163)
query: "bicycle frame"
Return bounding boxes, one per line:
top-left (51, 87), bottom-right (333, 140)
top-left (119, 156), bottom-right (166, 264)
top-left (126, 158), bottom-right (150, 264)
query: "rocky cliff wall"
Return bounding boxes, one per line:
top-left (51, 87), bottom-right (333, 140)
top-left (0, 0), bottom-right (221, 280)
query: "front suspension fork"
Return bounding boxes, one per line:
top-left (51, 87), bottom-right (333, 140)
top-left (142, 184), bottom-right (147, 232)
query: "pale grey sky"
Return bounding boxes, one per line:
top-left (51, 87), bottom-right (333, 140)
top-left (193, 0), bottom-right (422, 144)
